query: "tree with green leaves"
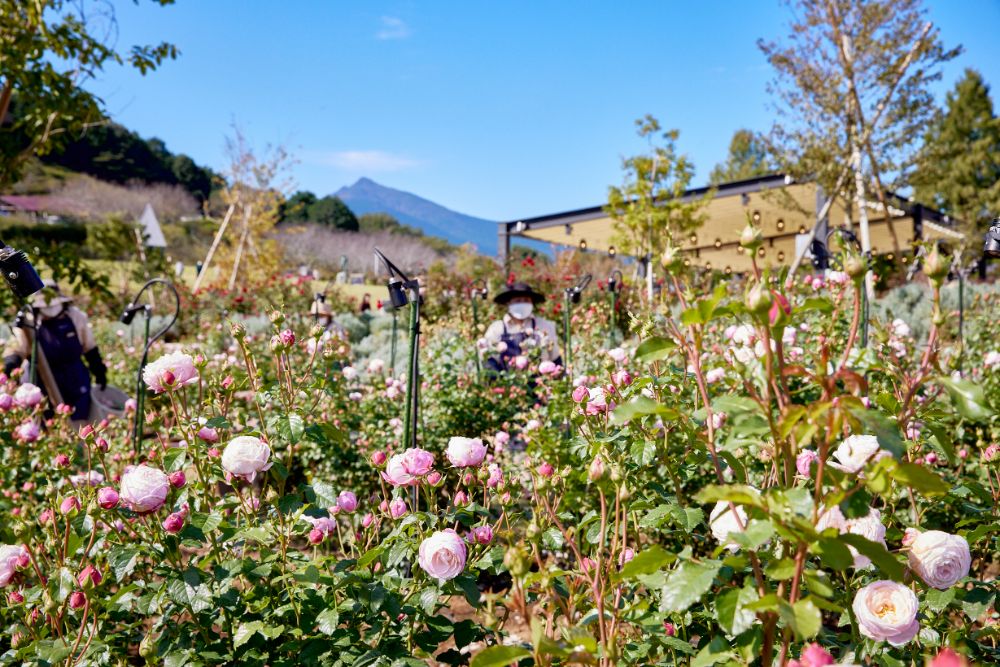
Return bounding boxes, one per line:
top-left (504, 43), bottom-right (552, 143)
top-left (308, 196), bottom-right (359, 231)
top-left (606, 115), bottom-right (708, 300)
top-left (279, 190), bottom-right (318, 223)
top-left (913, 69), bottom-right (1000, 248)
top-left (759, 0), bottom-right (960, 271)
top-left (709, 129), bottom-right (775, 185)
top-left (0, 0), bottom-right (177, 188)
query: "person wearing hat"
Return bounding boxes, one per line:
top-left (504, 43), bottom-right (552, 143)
top-left (309, 295), bottom-right (347, 340)
top-left (483, 282), bottom-right (561, 373)
top-left (3, 281), bottom-right (107, 421)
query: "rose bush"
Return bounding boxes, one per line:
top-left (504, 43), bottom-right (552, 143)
top-left (0, 238), bottom-right (997, 665)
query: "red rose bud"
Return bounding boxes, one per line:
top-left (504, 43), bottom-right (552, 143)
top-left (768, 291), bottom-right (791, 326)
top-left (162, 370), bottom-right (176, 386)
top-left (168, 471), bottom-right (186, 488)
top-left (60, 496), bottom-right (80, 515)
top-left (68, 591), bottom-right (86, 610)
top-left (162, 512), bottom-right (185, 534)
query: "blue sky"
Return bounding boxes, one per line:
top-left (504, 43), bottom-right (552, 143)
top-left (87, 1), bottom-right (1000, 222)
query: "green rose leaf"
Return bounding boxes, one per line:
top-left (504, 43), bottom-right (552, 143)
top-left (938, 376), bottom-right (993, 421)
top-left (470, 645), bottom-right (531, 667)
top-left (660, 560), bottom-right (722, 613)
top-left (617, 545), bottom-right (677, 581)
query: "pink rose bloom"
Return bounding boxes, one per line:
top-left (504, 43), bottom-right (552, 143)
top-left (0, 392), bottom-right (12, 412)
top-left (538, 360), bottom-right (558, 375)
top-left (124, 398), bottom-right (137, 413)
top-left (705, 368), bottom-right (726, 384)
top-left (401, 448), bottom-right (434, 476)
top-left (525, 419), bottom-right (541, 431)
top-left (612, 369), bottom-right (632, 387)
top-left (797, 643), bottom-right (835, 667)
top-left (13, 383), bottom-right (43, 408)
top-left (930, 648), bottom-right (968, 667)
top-left (367, 358), bottom-right (385, 374)
top-left (494, 431), bottom-right (510, 447)
top-left (907, 530), bottom-right (971, 589)
top-left (97, 487), bottom-right (119, 509)
top-left (0, 545), bottom-right (27, 587)
top-left (486, 463), bottom-right (503, 488)
top-left (389, 499), bottom-right (408, 518)
top-left (162, 512), bottom-right (185, 535)
top-left (341, 366), bottom-right (358, 381)
top-left (14, 421), bottom-right (39, 443)
top-left (77, 565), bottom-right (102, 588)
top-left (585, 387), bottom-right (612, 415)
top-left (337, 491), bottom-right (358, 513)
top-left (571, 385), bottom-right (589, 403)
top-left (538, 462), bottom-right (554, 478)
top-left (618, 548), bottom-right (636, 566)
top-left (796, 450), bottom-right (818, 476)
top-left (197, 427), bottom-right (219, 443)
top-left (168, 471), bottom-right (186, 488)
top-left (418, 529), bottom-right (467, 582)
top-left (513, 355), bottom-right (529, 370)
top-left (221, 436), bottom-right (272, 482)
top-left (468, 525), bottom-right (493, 546)
top-left (446, 437), bottom-right (487, 468)
top-left (143, 352), bottom-right (199, 394)
top-left (985, 351), bottom-right (1000, 370)
top-left (607, 347), bottom-right (627, 363)
top-left (426, 471), bottom-right (443, 486)
top-left (119, 465), bottom-right (170, 513)
top-left (453, 490), bottom-right (469, 506)
top-left (361, 513), bottom-right (374, 528)
top-left (303, 516), bottom-right (337, 535)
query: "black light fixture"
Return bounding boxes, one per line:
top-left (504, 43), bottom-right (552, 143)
top-left (776, 218), bottom-right (785, 232)
top-left (714, 238), bottom-right (722, 249)
top-left (608, 245), bottom-right (616, 257)
top-left (777, 251), bottom-right (786, 262)
top-left (689, 234), bottom-right (698, 246)
top-left (0, 239), bottom-right (44, 299)
top-left (985, 217), bottom-right (1000, 258)
top-left (752, 210), bottom-right (761, 223)
top-left (579, 239), bottom-right (588, 251)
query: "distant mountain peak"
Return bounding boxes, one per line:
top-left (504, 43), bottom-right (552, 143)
top-left (333, 178), bottom-right (496, 254)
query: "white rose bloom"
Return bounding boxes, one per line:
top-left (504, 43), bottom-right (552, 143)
top-left (830, 435), bottom-right (882, 473)
top-left (852, 580), bottom-right (919, 646)
top-left (816, 505), bottom-right (848, 533)
top-left (907, 530), bottom-right (971, 590)
top-left (845, 508), bottom-right (887, 568)
top-left (710, 501), bottom-right (749, 552)
top-left (891, 318), bottom-right (911, 338)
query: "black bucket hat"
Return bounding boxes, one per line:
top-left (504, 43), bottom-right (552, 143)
top-left (493, 281), bottom-right (546, 305)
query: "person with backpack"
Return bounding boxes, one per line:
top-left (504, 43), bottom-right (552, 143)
top-left (3, 281), bottom-right (107, 422)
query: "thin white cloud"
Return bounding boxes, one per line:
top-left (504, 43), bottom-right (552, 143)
top-left (376, 16), bottom-right (411, 40)
top-left (305, 150), bottom-right (422, 172)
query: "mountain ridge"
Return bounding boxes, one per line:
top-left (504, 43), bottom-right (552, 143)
top-left (333, 178), bottom-right (497, 254)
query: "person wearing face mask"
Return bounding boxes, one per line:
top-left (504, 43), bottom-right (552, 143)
top-left (483, 282), bottom-right (561, 373)
top-left (3, 281), bottom-right (107, 422)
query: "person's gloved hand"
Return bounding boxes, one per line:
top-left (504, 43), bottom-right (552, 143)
top-left (84, 347), bottom-right (108, 390)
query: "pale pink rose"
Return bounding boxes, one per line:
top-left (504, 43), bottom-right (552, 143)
top-left (446, 437), bottom-right (487, 468)
top-left (525, 419), bottom-right (541, 431)
top-left (902, 527), bottom-right (921, 546)
top-left (827, 270), bottom-right (849, 286)
top-left (512, 355), bottom-right (529, 370)
top-left (538, 360), bottom-right (558, 375)
top-left (494, 430), bottom-right (510, 447)
top-left (418, 529), bottom-right (467, 582)
top-left (486, 463), bottom-right (503, 488)
top-left (0, 545), bottom-right (27, 587)
top-left (349, 391), bottom-right (362, 402)
top-left (14, 421), bottom-right (39, 443)
top-left (389, 498), bottom-right (408, 518)
top-left (453, 490), bottom-right (469, 506)
top-left (844, 508), bottom-right (887, 568)
top-left (143, 352), bottom-right (199, 393)
top-left (221, 436), bottom-right (272, 482)
top-left (468, 525), bottom-right (493, 545)
top-left (342, 366), bottom-right (358, 381)
top-left (303, 516), bottom-right (337, 535)
top-left (705, 368), bottom-right (726, 384)
top-left (709, 411), bottom-right (726, 430)
top-left (907, 530), bottom-right (971, 589)
top-left (985, 351), bottom-right (1000, 369)
top-left (710, 501), bottom-right (749, 552)
top-left (612, 369), bottom-right (632, 387)
top-left (13, 383), bottom-right (43, 408)
top-left (0, 392), bottom-right (12, 411)
top-left (607, 347), bottom-right (627, 363)
top-left (197, 427), bottom-right (219, 443)
top-left (584, 387), bottom-right (612, 415)
top-left (572, 385), bottom-right (588, 403)
top-left (588, 456), bottom-right (605, 481)
top-left (618, 548), bottom-right (636, 566)
top-left (852, 580), bottom-right (919, 646)
top-left (382, 454), bottom-right (416, 486)
top-left (97, 487), bottom-right (119, 509)
top-left (367, 359), bottom-right (385, 374)
top-left (119, 465), bottom-right (169, 513)
top-left (361, 513), bottom-right (374, 528)
top-left (796, 450), bottom-right (818, 476)
top-left (59, 496), bottom-right (80, 515)
top-left (124, 398), bottom-right (137, 413)
top-left (337, 491), bottom-right (358, 513)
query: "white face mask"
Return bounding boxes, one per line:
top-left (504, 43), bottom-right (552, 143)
top-left (508, 302), bottom-right (533, 320)
top-left (39, 305), bottom-right (63, 318)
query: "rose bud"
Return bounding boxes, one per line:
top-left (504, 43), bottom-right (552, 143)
top-left (162, 512), bottom-right (185, 534)
top-left (68, 591), bottom-right (87, 610)
top-left (77, 565), bottom-right (102, 589)
top-left (168, 471), bottom-right (186, 489)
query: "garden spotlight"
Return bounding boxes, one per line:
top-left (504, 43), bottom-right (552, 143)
top-left (124, 279), bottom-right (180, 456)
top-left (374, 248), bottom-right (422, 450)
top-left (563, 273), bottom-right (592, 370)
top-left (0, 238), bottom-right (44, 299)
